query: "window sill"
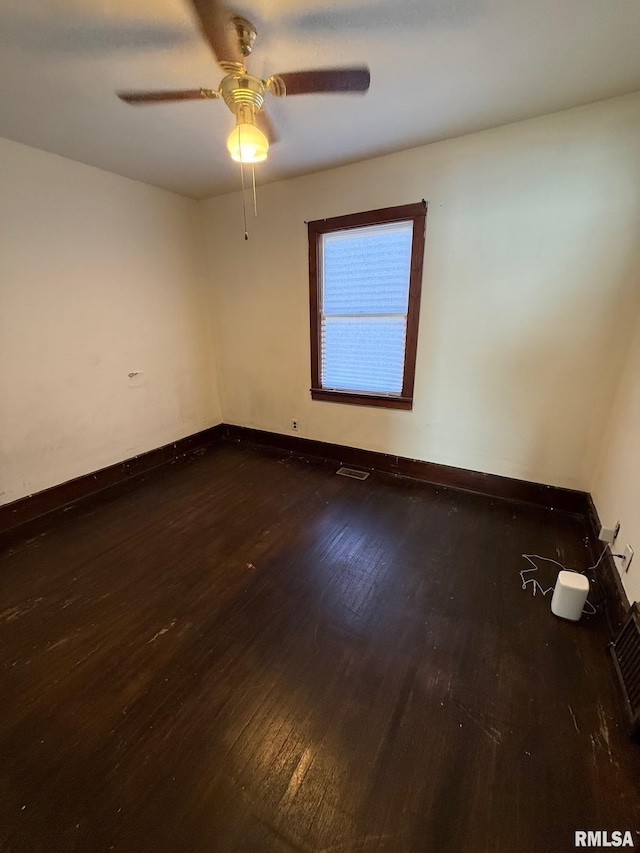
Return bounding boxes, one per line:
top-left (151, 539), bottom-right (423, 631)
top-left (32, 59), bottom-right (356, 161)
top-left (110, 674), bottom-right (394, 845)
top-left (310, 388), bottom-right (413, 410)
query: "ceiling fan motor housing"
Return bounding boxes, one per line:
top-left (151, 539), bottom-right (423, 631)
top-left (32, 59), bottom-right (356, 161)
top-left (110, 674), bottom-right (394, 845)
top-left (220, 72), bottom-right (266, 122)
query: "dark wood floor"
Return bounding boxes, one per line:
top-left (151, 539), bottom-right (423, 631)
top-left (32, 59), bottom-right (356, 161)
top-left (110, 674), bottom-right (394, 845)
top-left (1, 443), bottom-right (638, 853)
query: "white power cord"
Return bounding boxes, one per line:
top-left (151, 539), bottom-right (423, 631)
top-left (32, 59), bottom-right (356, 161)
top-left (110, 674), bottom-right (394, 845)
top-left (519, 547), bottom-right (622, 616)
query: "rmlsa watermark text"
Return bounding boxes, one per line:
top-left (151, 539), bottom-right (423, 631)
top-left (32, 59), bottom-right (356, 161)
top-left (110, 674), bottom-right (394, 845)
top-left (575, 831), bottom-right (635, 848)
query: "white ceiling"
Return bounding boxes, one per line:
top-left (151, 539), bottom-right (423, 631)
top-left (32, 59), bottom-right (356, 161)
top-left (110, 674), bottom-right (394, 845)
top-left (1, 0), bottom-right (640, 199)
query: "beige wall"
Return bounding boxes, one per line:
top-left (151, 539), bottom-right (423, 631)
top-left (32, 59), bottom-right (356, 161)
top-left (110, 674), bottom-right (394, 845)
top-left (0, 138), bottom-right (222, 506)
top-left (200, 92), bottom-right (640, 492)
top-left (592, 312), bottom-right (640, 604)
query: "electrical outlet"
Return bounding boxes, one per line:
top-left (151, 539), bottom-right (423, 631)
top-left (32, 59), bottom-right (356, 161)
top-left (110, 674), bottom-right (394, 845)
top-left (599, 521), bottom-right (621, 545)
top-left (291, 419), bottom-right (298, 432)
top-left (621, 544), bottom-right (634, 574)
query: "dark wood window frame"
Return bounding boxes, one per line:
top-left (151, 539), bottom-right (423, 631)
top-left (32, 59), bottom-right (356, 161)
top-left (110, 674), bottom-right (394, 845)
top-left (308, 201), bottom-right (427, 410)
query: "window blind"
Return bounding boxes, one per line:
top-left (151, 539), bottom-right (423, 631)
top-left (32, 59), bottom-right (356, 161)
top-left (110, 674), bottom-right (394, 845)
top-left (320, 221), bottom-right (413, 395)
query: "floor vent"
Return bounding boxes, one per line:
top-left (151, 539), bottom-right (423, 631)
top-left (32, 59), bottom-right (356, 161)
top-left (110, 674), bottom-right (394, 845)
top-left (610, 603), bottom-right (640, 737)
top-left (336, 467), bottom-right (370, 481)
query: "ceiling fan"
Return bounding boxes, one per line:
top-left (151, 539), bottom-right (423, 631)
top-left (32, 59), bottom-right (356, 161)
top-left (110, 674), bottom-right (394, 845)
top-left (117, 0), bottom-right (371, 166)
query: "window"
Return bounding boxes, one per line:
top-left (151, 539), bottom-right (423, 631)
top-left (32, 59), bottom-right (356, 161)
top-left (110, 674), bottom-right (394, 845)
top-left (308, 202), bottom-right (426, 410)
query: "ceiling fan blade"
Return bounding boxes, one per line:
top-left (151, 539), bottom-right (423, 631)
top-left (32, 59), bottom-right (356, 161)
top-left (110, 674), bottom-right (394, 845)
top-left (189, 0), bottom-right (244, 66)
top-left (256, 110), bottom-right (280, 144)
top-left (117, 89), bottom-right (218, 104)
top-left (270, 67), bottom-right (370, 96)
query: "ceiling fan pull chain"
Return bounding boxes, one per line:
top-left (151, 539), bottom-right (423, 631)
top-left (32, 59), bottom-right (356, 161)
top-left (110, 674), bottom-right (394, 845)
top-left (239, 153), bottom-right (249, 240)
top-left (251, 163), bottom-right (258, 217)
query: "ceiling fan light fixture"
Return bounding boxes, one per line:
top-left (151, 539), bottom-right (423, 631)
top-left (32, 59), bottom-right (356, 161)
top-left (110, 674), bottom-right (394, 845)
top-left (227, 122), bottom-right (269, 164)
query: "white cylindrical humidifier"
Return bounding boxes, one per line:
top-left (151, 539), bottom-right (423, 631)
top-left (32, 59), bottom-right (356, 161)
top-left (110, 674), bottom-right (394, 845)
top-left (551, 570), bottom-right (590, 622)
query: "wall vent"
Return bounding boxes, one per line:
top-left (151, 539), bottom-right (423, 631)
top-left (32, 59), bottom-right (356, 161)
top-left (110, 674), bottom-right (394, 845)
top-left (336, 467), bottom-right (370, 481)
top-left (610, 603), bottom-right (640, 738)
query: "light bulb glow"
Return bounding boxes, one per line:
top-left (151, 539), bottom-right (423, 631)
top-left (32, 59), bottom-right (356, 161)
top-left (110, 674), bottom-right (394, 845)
top-left (227, 123), bottom-right (269, 164)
